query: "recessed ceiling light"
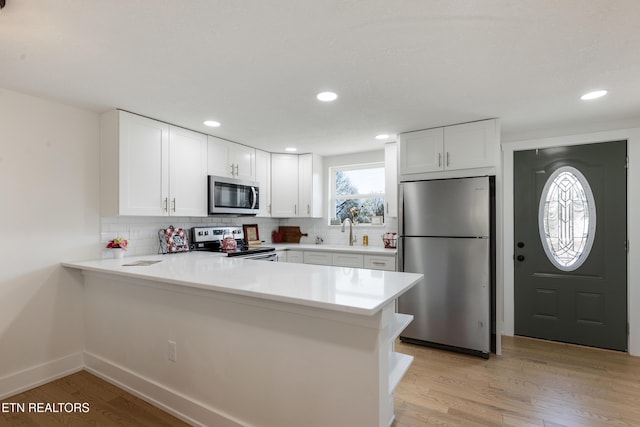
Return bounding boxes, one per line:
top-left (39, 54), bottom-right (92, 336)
top-left (285, 147), bottom-right (297, 152)
top-left (580, 90), bottom-right (607, 101)
top-left (375, 134), bottom-right (390, 140)
top-left (316, 91), bottom-right (338, 102)
top-left (203, 120), bottom-right (221, 127)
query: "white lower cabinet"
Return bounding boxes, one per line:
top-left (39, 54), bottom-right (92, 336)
top-left (332, 253), bottom-right (364, 268)
top-left (282, 249), bottom-right (396, 270)
top-left (275, 250), bottom-right (287, 262)
top-left (364, 255), bottom-right (396, 271)
top-left (286, 250), bottom-right (304, 264)
top-left (303, 251), bottom-right (333, 265)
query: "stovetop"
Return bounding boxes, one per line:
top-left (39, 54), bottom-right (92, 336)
top-left (191, 226), bottom-right (275, 257)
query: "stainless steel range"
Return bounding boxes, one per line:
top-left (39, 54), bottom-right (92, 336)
top-left (191, 226), bottom-right (278, 261)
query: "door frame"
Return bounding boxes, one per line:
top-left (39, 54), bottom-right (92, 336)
top-left (502, 127), bottom-right (640, 355)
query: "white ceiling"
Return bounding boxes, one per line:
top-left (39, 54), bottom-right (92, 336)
top-left (1, 1), bottom-right (639, 156)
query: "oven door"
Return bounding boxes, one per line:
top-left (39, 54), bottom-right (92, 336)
top-left (209, 175), bottom-right (259, 215)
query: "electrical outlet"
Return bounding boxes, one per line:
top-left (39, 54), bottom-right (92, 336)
top-left (168, 340), bottom-right (177, 362)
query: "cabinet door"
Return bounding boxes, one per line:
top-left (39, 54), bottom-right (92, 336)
top-left (271, 154), bottom-right (299, 217)
top-left (233, 144), bottom-right (256, 181)
top-left (384, 142), bottom-right (398, 218)
top-left (255, 149), bottom-right (271, 217)
top-left (298, 154), bottom-right (313, 217)
top-left (286, 250), bottom-right (304, 263)
top-left (304, 251), bottom-right (333, 265)
top-left (398, 128), bottom-right (444, 175)
top-left (207, 136), bottom-right (234, 178)
top-left (298, 154), bottom-right (323, 218)
top-left (444, 119), bottom-right (497, 170)
top-left (119, 112), bottom-right (169, 216)
top-left (332, 253), bottom-right (364, 268)
top-left (169, 127), bottom-right (208, 217)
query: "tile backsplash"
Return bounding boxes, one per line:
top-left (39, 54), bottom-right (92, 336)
top-left (101, 216), bottom-right (397, 258)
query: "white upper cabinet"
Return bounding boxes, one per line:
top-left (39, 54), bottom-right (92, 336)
top-left (207, 136), bottom-right (256, 181)
top-left (168, 126), bottom-right (208, 216)
top-left (298, 153), bottom-right (323, 218)
top-left (271, 153), bottom-right (323, 218)
top-left (271, 154), bottom-right (299, 217)
top-left (399, 119), bottom-right (498, 178)
top-left (101, 110), bottom-right (207, 217)
top-left (399, 127), bottom-right (444, 175)
top-left (384, 142), bottom-right (398, 218)
top-left (254, 149), bottom-right (271, 217)
top-left (443, 120), bottom-right (497, 170)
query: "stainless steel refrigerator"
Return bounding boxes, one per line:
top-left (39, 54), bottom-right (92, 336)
top-left (398, 176), bottom-right (495, 358)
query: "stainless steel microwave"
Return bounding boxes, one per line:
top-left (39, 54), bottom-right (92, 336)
top-left (208, 175), bottom-right (260, 215)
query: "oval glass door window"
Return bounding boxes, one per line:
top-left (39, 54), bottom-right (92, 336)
top-left (538, 166), bottom-right (596, 271)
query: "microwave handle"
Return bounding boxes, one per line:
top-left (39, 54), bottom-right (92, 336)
top-left (250, 186), bottom-right (257, 209)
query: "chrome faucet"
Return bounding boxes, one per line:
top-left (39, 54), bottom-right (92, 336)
top-left (341, 218), bottom-right (356, 246)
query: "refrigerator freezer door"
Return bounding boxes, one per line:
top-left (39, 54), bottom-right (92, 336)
top-left (398, 236), bottom-right (490, 354)
top-left (400, 177), bottom-right (490, 237)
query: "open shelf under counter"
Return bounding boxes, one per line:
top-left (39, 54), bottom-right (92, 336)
top-left (389, 313), bottom-right (413, 344)
top-left (388, 351), bottom-right (414, 395)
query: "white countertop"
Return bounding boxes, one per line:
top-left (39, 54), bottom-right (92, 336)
top-left (270, 243), bottom-right (397, 255)
top-left (63, 252), bottom-right (420, 316)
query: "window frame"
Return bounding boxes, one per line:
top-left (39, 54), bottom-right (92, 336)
top-left (329, 162), bottom-right (386, 225)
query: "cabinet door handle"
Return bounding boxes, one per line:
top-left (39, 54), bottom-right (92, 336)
top-left (230, 164), bottom-right (235, 176)
top-left (386, 202), bottom-right (389, 214)
top-left (294, 204), bottom-right (297, 215)
top-left (446, 152), bottom-right (450, 167)
top-left (438, 152), bottom-right (442, 167)
top-left (372, 261), bottom-right (386, 266)
top-left (172, 198), bottom-right (176, 212)
top-left (163, 197), bottom-right (168, 212)
top-left (235, 164), bottom-right (239, 176)
top-left (307, 204), bottom-right (310, 215)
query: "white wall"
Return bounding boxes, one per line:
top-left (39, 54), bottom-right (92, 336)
top-left (0, 88), bottom-right (101, 397)
top-left (502, 127), bottom-right (640, 355)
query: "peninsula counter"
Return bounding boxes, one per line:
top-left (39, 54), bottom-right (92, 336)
top-left (63, 252), bottom-right (422, 427)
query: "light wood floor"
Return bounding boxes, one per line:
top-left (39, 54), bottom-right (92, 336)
top-left (2, 336), bottom-right (640, 426)
top-left (393, 336), bottom-right (640, 426)
top-left (0, 370), bottom-right (189, 427)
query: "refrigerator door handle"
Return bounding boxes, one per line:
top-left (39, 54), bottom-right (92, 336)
top-left (398, 184), bottom-right (404, 273)
top-left (398, 184), bottom-right (404, 237)
top-left (397, 236), bottom-right (404, 272)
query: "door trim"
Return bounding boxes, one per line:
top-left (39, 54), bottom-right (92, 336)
top-left (502, 127), bottom-right (640, 355)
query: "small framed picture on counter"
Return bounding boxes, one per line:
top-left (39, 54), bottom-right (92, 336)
top-left (243, 224), bottom-right (259, 243)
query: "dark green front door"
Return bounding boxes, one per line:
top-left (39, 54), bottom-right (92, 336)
top-left (514, 141), bottom-right (627, 351)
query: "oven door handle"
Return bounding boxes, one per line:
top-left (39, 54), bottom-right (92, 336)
top-left (240, 252), bottom-right (277, 261)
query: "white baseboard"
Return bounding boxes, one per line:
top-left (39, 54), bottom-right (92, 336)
top-left (0, 352), bottom-right (84, 400)
top-left (83, 352), bottom-right (245, 427)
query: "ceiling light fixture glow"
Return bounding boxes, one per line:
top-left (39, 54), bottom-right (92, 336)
top-left (203, 120), bottom-right (221, 127)
top-left (580, 90), bottom-right (607, 101)
top-left (285, 147), bottom-right (297, 152)
top-left (316, 91), bottom-right (338, 102)
top-left (375, 134), bottom-right (390, 140)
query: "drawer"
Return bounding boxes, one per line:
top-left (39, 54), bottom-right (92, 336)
top-left (304, 251), bottom-right (333, 265)
top-left (332, 253), bottom-right (364, 268)
top-left (364, 255), bottom-right (396, 271)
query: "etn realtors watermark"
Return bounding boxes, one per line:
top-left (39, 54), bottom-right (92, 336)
top-left (2, 402), bottom-right (90, 413)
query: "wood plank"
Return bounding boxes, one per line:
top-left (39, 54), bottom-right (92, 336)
top-left (0, 371), bottom-right (188, 427)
